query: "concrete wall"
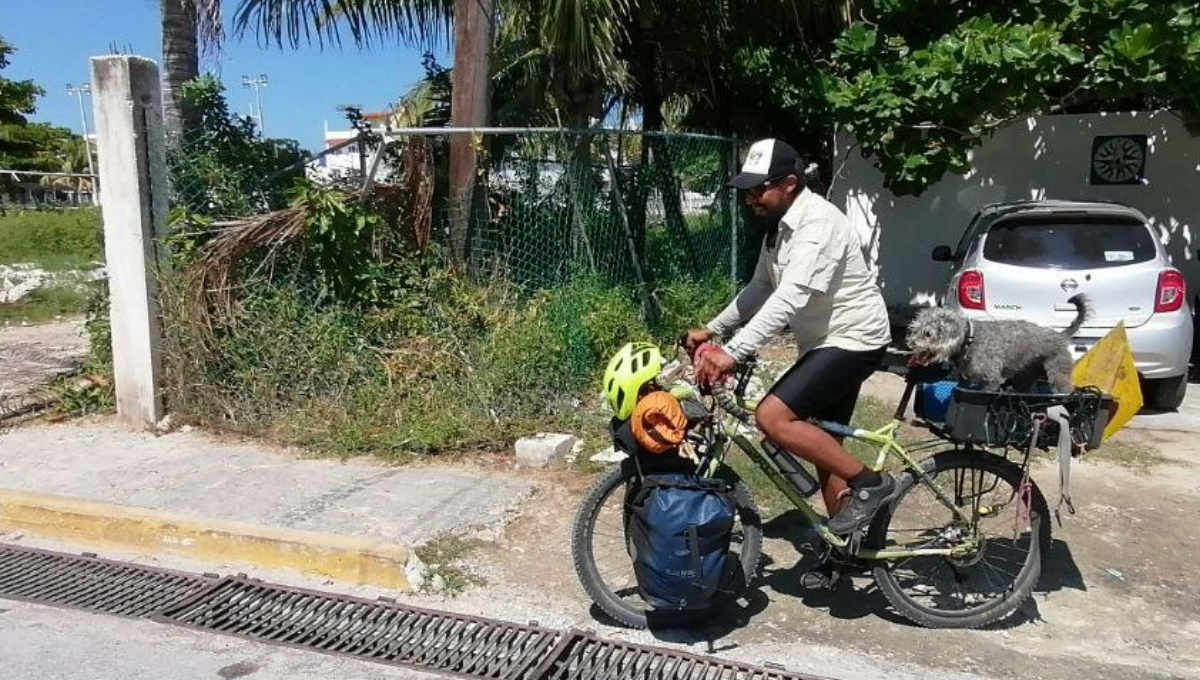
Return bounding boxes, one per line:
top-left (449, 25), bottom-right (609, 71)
top-left (831, 110), bottom-right (1200, 318)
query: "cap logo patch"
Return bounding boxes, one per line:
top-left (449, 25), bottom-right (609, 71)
top-left (741, 139), bottom-right (774, 174)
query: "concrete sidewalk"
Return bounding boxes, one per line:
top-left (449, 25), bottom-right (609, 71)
top-left (0, 418), bottom-right (535, 590)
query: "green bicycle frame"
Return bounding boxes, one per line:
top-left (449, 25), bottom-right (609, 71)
top-left (713, 400), bottom-right (981, 561)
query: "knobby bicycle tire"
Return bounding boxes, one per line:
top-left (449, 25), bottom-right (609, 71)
top-left (570, 460), bottom-right (763, 629)
top-left (867, 450), bottom-right (1051, 629)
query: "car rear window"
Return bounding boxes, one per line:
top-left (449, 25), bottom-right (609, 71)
top-left (982, 218), bottom-right (1157, 269)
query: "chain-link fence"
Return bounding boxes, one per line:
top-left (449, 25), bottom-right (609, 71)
top-left (423, 129), bottom-right (743, 293)
top-left (300, 128), bottom-right (748, 296)
top-left (166, 125), bottom-right (747, 296)
top-left (0, 169), bottom-right (99, 209)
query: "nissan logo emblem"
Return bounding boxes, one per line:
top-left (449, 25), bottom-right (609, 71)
top-left (1060, 279), bottom-right (1079, 292)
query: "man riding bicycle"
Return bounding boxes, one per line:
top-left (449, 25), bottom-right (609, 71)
top-left (686, 138), bottom-right (894, 545)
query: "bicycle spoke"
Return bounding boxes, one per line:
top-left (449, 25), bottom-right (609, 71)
top-left (876, 453), bottom-right (1042, 626)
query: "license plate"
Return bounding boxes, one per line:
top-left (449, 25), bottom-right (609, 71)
top-left (1070, 338), bottom-right (1098, 358)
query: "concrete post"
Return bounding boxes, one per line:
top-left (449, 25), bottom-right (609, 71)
top-left (90, 56), bottom-right (167, 429)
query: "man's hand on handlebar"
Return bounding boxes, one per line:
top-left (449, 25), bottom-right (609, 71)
top-left (693, 343), bottom-right (737, 388)
top-left (681, 328), bottom-right (715, 354)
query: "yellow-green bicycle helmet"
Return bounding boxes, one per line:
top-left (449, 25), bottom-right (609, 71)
top-left (603, 341), bottom-right (663, 420)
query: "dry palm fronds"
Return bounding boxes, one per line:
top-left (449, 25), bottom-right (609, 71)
top-left (185, 203), bottom-right (308, 341)
top-left (182, 140), bottom-right (437, 343)
top-left (395, 136), bottom-right (435, 251)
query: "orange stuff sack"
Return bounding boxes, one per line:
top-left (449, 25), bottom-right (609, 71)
top-left (631, 390), bottom-right (688, 454)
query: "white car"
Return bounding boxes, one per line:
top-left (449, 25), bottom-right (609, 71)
top-left (931, 199), bottom-right (1192, 411)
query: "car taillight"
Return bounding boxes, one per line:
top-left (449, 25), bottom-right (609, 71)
top-left (1156, 269), bottom-right (1187, 313)
top-left (957, 270), bottom-right (986, 310)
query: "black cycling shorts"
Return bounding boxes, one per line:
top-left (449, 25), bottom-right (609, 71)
top-left (768, 346), bottom-right (886, 426)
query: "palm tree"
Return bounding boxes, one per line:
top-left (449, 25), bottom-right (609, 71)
top-left (38, 137), bottom-right (95, 206)
top-left (161, 0), bottom-right (225, 142)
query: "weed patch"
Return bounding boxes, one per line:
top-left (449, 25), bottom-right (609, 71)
top-left (413, 533), bottom-right (486, 595)
top-left (159, 258), bottom-right (732, 459)
top-left (45, 282), bottom-right (116, 419)
top-left (0, 209), bottom-right (103, 270)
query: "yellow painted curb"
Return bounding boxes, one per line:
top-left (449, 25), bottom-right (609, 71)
top-left (0, 488), bottom-right (411, 591)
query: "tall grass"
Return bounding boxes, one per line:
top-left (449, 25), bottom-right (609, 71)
top-left (0, 286), bottom-right (93, 325)
top-left (0, 209), bottom-right (104, 270)
top-left (161, 256), bottom-right (737, 459)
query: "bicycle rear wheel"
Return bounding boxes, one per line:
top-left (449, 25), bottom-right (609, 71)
top-left (867, 450), bottom-right (1050, 629)
top-left (570, 460), bottom-right (763, 629)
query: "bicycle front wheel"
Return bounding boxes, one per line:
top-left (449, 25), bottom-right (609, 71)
top-left (867, 450), bottom-right (1050, 629)
top-left (570, 460), bottom-right (763, 629)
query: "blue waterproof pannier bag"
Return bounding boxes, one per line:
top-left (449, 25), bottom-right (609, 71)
top-left (625, 473), bottom-right (737, 611)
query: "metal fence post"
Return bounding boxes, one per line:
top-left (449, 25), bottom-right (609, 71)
top-left (90, 55), bottom-right (167, 429)
top-left (729, 136), bottom-right (740, 283)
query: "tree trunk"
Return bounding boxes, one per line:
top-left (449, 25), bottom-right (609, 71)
top-left (448, 0), bottom-right (494, 268)
top-left (160, 0), bottom-right (200, 145)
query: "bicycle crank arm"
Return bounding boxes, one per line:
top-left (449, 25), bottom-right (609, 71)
top-left (855, 544), bottom-right (979, 561)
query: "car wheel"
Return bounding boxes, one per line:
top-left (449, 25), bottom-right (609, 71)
top-left (1144, 374), bottom-right (1187, 411)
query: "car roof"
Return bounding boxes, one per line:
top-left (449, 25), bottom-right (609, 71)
top-left (975, 199), bottom-right (1149, 223)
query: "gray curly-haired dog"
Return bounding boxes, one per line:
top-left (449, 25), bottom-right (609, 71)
top-left (906, 294), bottom-right (1091, 394)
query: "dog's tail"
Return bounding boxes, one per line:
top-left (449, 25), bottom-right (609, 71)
top-left (1062, 293), bottom-right (1092, 338)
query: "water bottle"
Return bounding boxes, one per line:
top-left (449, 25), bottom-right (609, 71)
top-left (762, 439), bottom-right (821, 497)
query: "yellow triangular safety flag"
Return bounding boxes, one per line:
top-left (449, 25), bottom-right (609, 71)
top-left (1072, 322), bottom-right (1143, 440)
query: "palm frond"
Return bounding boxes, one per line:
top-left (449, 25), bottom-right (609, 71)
top-left (538, 0), bottom-right (632, 78)
top-left (390, 79), bottom-right (446, 127)
top-left (233, 0), bottom-right (453, 50)
top-left (194, 0), bottom-right (226, 56)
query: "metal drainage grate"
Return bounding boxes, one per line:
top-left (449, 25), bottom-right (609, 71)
top-left (541, 630), bottom-right (827, 680)
top-left (157, 576), bottom-right (564, 680)
top-left (0, 544), bottom-right (217, 618)
top-left (0, 545), bottom-right (829, 680)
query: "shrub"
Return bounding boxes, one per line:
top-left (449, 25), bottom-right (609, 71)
top-left (0, 208), bottom-right (103, 269)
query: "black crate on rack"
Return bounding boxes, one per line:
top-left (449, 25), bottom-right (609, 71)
top-left (943, 386), bottom-right (1115, 451)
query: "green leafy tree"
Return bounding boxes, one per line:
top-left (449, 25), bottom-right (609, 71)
top-left (0, 35), bottom-right (84, 202)
top-left (825, 0), bottom-right (1200, 194)
top-left (168, 75), bottom-right (307, 217)
top-left (39, 136), bottom-right (95, 202)
top-left (0, 35), bottom-right (49, 171)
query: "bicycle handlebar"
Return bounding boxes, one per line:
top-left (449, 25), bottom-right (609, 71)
top-left (708, 383), bottom-right (756, 424)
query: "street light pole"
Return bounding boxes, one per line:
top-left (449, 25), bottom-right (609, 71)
top-left (241, 74), bottom-right (269, 135)
top-left (65, 83), bottom-right (98, 205)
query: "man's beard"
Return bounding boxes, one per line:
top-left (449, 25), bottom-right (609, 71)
top-left (747, 204), bottom-right (787, 226)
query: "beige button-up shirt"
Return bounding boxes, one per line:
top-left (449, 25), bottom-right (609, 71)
top-left (708, 188), bottom-right (892, 360)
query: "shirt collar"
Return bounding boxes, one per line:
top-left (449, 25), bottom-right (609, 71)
top-left (779, 187), bottom-right (816, 232)
top-left (766, 187), bottom-right (814, 249)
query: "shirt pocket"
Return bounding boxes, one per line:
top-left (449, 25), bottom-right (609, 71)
top-left (772, 230), bottom-right (794, 269)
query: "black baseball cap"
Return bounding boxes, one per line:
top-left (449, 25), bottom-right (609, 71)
top-left (727, 138), bottom-right (802, 189)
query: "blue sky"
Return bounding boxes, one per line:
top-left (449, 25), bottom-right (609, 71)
top-left (0, 0), bottom-right (449, 152)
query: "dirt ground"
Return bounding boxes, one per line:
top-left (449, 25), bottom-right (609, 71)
top-left (449, 374), bottom-right (1200, 680)
top-left (0, 318), bottom-right (87, 411)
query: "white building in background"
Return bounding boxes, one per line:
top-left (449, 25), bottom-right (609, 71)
top-left (303, 118), bottom-right (720, 217)
top-left (305, 113), bottom-right (393, 182)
